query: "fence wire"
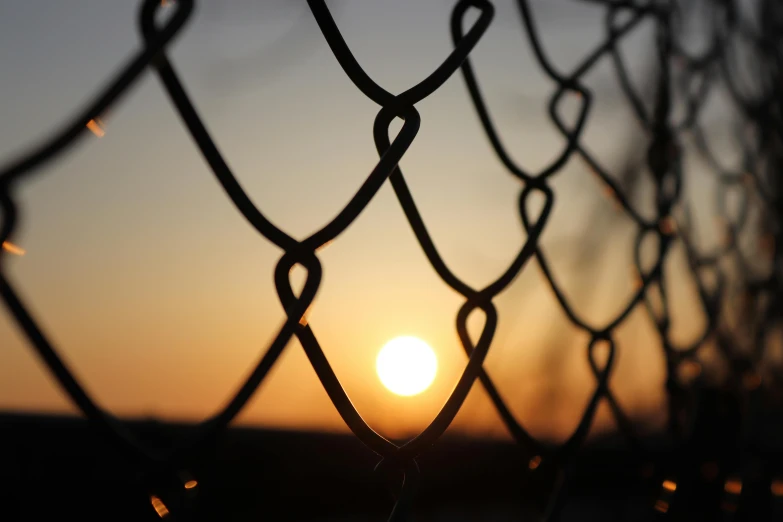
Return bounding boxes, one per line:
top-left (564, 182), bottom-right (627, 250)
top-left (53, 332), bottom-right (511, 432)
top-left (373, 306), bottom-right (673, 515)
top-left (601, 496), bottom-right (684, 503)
top-left (2, 0), bottom-right (783, 520)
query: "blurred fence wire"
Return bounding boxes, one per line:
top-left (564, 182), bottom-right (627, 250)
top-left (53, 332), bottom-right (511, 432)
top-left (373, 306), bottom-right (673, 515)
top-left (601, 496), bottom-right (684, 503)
top-left (2, 0), bottom-right (783, 520)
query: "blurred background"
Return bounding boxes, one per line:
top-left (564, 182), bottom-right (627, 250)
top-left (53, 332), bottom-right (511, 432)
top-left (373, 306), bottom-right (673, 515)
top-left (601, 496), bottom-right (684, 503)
top-left (2, 0), bottom-right (733, 441)
top-left (0, 0), bottom-right (770, 520)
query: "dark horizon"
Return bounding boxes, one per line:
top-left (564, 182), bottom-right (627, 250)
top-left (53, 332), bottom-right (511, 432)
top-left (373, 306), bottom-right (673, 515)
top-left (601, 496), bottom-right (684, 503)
top-left (4, 379), bottom-right (783, 520)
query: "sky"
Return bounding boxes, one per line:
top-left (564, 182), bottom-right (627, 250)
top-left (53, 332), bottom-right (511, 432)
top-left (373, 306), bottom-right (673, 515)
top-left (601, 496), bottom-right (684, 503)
top-left (0, 0), bottom-right (742, 442)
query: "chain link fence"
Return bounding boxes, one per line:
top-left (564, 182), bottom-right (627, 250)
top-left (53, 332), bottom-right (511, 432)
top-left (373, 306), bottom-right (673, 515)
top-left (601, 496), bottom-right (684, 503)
top-left (2, 0), bottom-right (783, 520)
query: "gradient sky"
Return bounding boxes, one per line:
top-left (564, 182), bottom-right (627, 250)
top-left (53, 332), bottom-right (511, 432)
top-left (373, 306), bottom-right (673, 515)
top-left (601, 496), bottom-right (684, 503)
top-left (0, 0), bottom-right (740, 442)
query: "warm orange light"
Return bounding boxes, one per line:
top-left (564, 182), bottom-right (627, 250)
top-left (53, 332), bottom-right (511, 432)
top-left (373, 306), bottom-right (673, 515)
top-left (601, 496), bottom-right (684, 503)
top-left (86, 118), bottom-right (105, 138)
top-left (376, 336), bottom-right (437, 396)
top-left (654, 500), bottom-right (669, 513)
top-left (2, 241), bottom-right (25, 256)
top-left (724, 478), bottom-right (742, 495)
top-left (662, 479), bottom-right (677, 492)
top-left (184, 480), bottom-right (198, 489)
top-left (150, 495), bottom-right (169, 518)
top-left (679, 360), bottom-right (702, 383)
top-left (659, 216), bottom-right (677, 236)
top-left (298, 307), bottom-right (310, 327)
top-left (602, 185), bottom-right (616, 203)
top-left (630, 269), bottom-right (643, 291)
top-left (771, 479), bottom-right (783, 496)
top-left (528, 455), bottom-right (542, 470)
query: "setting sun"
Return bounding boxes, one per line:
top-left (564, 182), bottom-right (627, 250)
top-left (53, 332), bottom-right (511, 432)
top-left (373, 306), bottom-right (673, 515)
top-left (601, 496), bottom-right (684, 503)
top-left (376, 336), bottom-right (438, 397)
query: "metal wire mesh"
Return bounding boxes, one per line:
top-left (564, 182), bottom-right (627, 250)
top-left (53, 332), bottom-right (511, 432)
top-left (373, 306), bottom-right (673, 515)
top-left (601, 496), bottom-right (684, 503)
top-left (1, 0), bottom-right (782, 520)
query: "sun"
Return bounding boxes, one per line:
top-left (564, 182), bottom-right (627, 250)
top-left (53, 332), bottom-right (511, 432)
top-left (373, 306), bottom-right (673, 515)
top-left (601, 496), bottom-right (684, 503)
top-left (376, 336), bottom-right (438, 397)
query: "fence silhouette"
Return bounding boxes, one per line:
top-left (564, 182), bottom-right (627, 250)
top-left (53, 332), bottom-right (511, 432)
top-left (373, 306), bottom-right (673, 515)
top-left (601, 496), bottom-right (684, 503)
top-left (2, 0), bottom-right (783, 520)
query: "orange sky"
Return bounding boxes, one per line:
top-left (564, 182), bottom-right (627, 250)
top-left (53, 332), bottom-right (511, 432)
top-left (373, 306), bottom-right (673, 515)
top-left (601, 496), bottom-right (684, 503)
top-left (0, 0), bottom-right (737, 443)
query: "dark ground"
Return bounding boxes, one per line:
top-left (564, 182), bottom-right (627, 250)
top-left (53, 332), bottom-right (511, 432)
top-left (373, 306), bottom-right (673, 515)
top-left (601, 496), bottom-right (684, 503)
top-left (2, 404), bottom-right (783, 521)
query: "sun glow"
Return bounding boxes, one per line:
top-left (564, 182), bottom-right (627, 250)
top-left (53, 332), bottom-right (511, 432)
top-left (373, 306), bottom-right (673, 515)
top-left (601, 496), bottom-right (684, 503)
top-left (376, 336), bottom-right (437, 397)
